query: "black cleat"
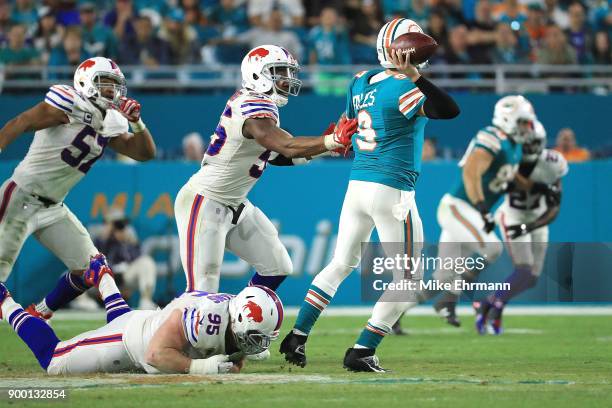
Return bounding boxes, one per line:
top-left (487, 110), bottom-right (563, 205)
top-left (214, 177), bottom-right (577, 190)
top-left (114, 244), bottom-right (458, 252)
top-left (434, 301), bottom-right (461, 327)
top-left (343, 348), bottom-right (388, 373)
top-left (279, 331), bottom-right (308, 368)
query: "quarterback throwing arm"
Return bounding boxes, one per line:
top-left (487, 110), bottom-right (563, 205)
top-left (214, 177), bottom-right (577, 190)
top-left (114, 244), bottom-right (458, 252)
top-left (0, 57), bottom-right (155, 321)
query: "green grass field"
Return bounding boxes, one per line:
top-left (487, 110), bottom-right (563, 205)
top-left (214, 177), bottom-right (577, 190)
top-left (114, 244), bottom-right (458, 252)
top-left (1, 314), bottom-right (611, 407)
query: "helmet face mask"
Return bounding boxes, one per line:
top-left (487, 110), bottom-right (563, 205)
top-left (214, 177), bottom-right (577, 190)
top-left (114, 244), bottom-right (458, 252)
top-left (232, 329), bottom-right (275, 355)
top-left (264, 63), bottom-right (301, 96)
top-left (512, 117), bottom-right (535, 144)
top-left (91, 73), bottom-right (127, 109)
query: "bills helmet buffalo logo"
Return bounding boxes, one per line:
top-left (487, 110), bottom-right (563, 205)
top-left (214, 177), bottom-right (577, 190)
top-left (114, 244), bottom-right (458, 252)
top-left (248, 47), bottom-right (270, 61)
top-left (243, 300), bottom-right (263, 323)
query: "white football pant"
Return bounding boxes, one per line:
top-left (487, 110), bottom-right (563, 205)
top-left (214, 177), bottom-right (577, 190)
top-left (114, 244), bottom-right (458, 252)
top-left (0, 179), bottom-right (98, 281)
top-left (433, 194), bottom-right (503, 294)
top-left (312, 180), bottom-right (424, 334)
top-left (175, 185), bottom-right (292, 292)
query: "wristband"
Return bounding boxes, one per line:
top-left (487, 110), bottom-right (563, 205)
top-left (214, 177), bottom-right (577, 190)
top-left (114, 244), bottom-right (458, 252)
top-left (130, 118), bottom-right (147, 133)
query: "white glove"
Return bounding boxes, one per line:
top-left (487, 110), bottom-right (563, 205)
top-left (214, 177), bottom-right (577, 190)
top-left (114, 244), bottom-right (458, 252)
top-left (189, 355), bottom-right (234, 375)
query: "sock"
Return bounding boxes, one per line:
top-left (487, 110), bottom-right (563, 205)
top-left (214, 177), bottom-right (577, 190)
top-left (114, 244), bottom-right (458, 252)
top-left (248, 273), bottom-right (287, 291)
top-left (43, 272), bottom-right (88, 311)
top-left (103, 293), bottom-right (132, 323)
top-left (294, 284), bottom-right (333, 335)
top-left (5, 298), bottom-right (60, 370)
top-left (98, 274), bottom-right (120, 299)
top-left (494, 266), bottom-right (537, 304)
top-left (355, 321), bottom-right (388, 349)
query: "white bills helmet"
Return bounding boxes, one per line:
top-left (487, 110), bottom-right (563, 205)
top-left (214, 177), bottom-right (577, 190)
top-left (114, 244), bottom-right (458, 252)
top-left (377, 18), bottom-right (426, 69)
top-left (240, 45), bottom-right (302, 107)
top-left (492, 95), bottom-right (536, 144)
top-left (73, 57), bottom-right (127, 110)
top-left (523, 120), bottom-right (546, 162)
top-left (228, 285), bottom-right (284, 355)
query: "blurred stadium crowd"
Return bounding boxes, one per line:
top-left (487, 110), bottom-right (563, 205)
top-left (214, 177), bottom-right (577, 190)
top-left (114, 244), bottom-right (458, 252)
top-left (0, 0), bottom-right (611, 70)
top-left (0, 0), bottom-right (608, 161)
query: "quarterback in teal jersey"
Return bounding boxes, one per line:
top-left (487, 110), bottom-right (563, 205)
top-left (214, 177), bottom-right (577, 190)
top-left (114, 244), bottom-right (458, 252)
top-left (280, 18), bottom-right (460, 372)
top-left (400, 95), bottom-right (538, 328)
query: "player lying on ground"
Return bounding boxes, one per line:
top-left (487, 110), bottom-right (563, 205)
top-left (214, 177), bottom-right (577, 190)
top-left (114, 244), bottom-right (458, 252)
top-left (0, 57), bottom-right (156, 320)
top-left (280, 18), bottom-right (460, 372)
top-left (475, 120), bottom-right (567, 334)
top-left (175, 44), bottom-right (357, 295)
top-left (0, 255), bottom-right (283, 375)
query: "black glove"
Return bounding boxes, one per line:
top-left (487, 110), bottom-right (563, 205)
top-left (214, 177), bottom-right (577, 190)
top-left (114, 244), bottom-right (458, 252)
top-left (475, 201), bottom-right (495, 233)
top-left (506, 223), bottom-right (531, 239)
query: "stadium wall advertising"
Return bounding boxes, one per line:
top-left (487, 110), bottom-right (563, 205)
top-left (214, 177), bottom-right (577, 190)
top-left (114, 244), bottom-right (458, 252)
top-left (1, 159), bottom-right (610, 306)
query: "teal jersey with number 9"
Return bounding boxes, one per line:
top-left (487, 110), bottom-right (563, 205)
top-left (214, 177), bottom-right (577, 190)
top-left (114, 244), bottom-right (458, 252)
top-left (451, 125), bottom-right (522, 209)
top-left (345, 69), bottom-right (428, 191)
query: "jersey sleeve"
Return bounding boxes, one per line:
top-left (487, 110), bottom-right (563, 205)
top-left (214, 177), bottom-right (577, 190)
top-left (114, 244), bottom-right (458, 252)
top-left (44, 85), bottom-right (76, 114)
top-left (398, 84), bottom-right (426, 120)
top-left (473, 129), bottom-right (502, 156)
top-left (238, 94), bottom-right (279, 122)
top-left (181, 306), bottom-right (202, 347)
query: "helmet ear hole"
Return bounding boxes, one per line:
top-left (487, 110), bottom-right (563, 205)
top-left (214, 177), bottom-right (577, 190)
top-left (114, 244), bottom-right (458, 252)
top-left (253, 74), bottom-right (259, 80)
top-left (238, 314), bottom-right (243, 323)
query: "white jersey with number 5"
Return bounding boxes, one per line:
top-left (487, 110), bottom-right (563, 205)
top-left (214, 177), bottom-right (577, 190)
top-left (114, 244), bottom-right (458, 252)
top-left (185, 89), bottom-right (280, 207)
top-left (122, 291), bottom-right (232, 374)
top-left (11, 84), bottom-right (128, 202)
top-left (500, 149), bottom-right (568, 221)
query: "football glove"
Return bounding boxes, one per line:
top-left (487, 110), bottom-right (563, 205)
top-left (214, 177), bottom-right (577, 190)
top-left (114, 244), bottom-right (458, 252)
top-left (506, 223), bottom-right (531, 240)
top-left (116, 96), bottom-right (142, 123)
top-left (475, 201), bottom-right (495, 234)
top-left (323, 117), bottom-right (357, 151)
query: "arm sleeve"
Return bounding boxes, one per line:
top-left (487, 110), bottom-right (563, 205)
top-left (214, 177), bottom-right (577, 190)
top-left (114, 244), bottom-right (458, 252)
top-left (413, 76), bottom-right (460, 119)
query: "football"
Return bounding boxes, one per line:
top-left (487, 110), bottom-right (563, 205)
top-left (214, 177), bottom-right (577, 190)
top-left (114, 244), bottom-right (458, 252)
top-left (389, 32), bottom-right (438, 65)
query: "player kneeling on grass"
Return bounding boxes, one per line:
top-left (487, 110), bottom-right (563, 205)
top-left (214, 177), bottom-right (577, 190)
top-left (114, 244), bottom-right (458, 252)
top-left (474, 120), bottom-right (567, 335)
top-left (0, 255), bottom-right (283, 375)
